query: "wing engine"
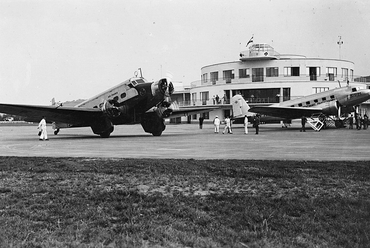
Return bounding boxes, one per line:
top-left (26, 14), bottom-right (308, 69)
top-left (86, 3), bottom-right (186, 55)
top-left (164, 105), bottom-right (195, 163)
top-left (101, 99), bottom-right (129, 118)
top-left (320, 100), bottom-right (339, 116)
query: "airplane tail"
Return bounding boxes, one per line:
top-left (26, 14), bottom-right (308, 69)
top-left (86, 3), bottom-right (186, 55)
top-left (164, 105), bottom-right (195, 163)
top-left (231, 95), bottom-right (251, 118)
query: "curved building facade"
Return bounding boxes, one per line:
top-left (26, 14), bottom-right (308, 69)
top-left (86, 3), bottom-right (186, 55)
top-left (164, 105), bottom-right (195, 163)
top-left (189, 43), bottom-right (367, 120)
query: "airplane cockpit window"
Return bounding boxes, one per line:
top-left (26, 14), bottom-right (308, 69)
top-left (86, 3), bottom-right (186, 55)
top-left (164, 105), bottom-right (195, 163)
top-left (130, 80), bottom-right (139, 87)
top-left (135, 79), bottom-right (146, 84)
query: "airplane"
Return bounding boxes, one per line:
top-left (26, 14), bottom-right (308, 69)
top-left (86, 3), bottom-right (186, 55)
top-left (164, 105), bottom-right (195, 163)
top-left (0, 76), bottom-right (218, 138)
top-left (231, 85), bottom-right (370, 130)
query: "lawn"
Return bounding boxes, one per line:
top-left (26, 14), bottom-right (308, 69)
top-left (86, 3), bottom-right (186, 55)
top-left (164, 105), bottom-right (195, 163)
top-left (0, 157), bottom-right (369, 247)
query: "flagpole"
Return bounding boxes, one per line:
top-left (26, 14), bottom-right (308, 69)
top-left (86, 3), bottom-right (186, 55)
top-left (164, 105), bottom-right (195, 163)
top-left (337, 36), bottom-right (343, 59)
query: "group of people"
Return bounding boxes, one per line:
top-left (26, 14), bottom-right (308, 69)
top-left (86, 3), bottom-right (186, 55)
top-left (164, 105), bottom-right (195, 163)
top-left (212, 114), bottom-right (260, 135)
top-left (212, 94), bottom-right (227, 105)
top-left (349, 113), bottom-right (369, 130)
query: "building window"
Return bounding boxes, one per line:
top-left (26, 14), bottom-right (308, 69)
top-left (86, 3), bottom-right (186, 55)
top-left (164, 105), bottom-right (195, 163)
top-left (201, 91), bottom-right (209, 105)
top-left (202, 112), bottom-right (210, 119)
top-left (210, 72), bottom-right (218, 84)
top-left (342, 68), bottom-right (348, 80)
top-left (201, 73), bottom-right (208, 84)
top-left (313, 87), bottom-right (329, 94)
top-left (252, 68), bottom-right (264, 82)
top-left (306, 67), bottom-right (321, 81)
top-left (283, 88), bottom-right (291, 101)
top-left (192, 93), bottom-right (197, 105)
top-left (266, 67), bottom-right (279, 77)
top-left (326, 67), bottom-right (337, 81)
top-left (239, 68), bottom-right (250, 78)
top-left (284, 67), bottom-right (300, 76)
top-left (350, 69), bottom-right (354, 81)
top-left (223, 70), bottom-right (234, 83)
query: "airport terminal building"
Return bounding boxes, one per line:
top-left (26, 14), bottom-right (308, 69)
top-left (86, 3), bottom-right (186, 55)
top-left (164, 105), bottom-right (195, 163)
top-left (178, 43), bottom-right (369, 122)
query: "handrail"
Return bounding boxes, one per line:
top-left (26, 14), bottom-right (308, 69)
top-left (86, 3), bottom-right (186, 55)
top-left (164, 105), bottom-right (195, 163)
top-left (191, 74), bottom-right (368, 88)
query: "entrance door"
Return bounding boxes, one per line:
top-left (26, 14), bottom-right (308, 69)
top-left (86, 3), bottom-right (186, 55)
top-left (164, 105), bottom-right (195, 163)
top-left (309, 67), bottom-right (317, 81)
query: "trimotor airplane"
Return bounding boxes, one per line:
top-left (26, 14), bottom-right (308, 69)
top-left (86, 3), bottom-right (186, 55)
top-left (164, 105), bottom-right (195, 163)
top-left (231, 85), bottom-right (370, 129)
top-left (0, 76), bottom-right (218, 138)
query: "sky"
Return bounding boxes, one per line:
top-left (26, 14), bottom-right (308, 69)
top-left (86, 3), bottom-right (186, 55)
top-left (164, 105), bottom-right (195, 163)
top-left (1, 0), bottom-right (370, 104)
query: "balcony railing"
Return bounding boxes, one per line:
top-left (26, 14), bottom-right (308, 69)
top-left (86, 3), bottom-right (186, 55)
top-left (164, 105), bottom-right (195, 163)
top-left (190, 74), bottom-right (366, 88)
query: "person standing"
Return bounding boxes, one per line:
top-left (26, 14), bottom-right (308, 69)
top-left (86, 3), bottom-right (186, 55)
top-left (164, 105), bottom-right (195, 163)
top-left (300, 116), bottom-right (307, 132)
top-left (244, 115), bottom-right (249, 134)
top-left (357, 114), bottom-right (362, 130)
top-left (253, 114), bottom-right (260, 134)
top-left (213, 116), bottom-right (220, 133)
top-left (355, 113), bottom-right (360, 130)
top-left (199, 116), bottom-right (204, 129)
top-left (349, 114), bottom-right (354, 129)
top-left (222, 116), bottom-right (232, 134)
top-left (38, 116), bottom-right (48, 141)
top-left (364, 114), bottom-right (368, 130)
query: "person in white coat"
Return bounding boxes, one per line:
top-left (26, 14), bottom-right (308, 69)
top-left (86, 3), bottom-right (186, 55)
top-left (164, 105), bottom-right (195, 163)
top-left (38, 116), bottom-right (48, 141)
top-left (213, 116), bottom-right (220, 133)
top-left (244, 115), bottom-right (249, 134)
top-left (222, 117), bottom-right (232, 134)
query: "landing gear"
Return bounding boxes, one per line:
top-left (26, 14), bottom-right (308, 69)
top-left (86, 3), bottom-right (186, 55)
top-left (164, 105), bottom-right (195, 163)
top-left (54, 128), bottom-right (60, 135)
top-left (140, 113), bottom-right (166, 136)
top-left (99, 126), bottom-right (114, 138)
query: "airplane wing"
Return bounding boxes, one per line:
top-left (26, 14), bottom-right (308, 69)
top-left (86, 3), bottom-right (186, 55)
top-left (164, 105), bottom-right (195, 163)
top-left (0, 103), bottom-right (103, 126)
top-left (169, 105), bottom-right (221, 119)
top-left (249, 106), bottom-right (323, 119)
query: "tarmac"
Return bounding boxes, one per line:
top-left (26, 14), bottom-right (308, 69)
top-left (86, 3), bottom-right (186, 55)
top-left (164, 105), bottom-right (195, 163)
top-left (0, 122), bottom-right (369, 160)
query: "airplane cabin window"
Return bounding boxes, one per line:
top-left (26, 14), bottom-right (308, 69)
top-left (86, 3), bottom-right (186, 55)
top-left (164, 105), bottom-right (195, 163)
top-left (314, 99), bottom-right (318, 103)
top-left (352, 88), bottom-right (357, 92)
top-left (330, 95), bottom-right (335, 99)
top-left (113, 96), bottom-right (119, 101)
top-left (306, 101), bottom-right (310, 105)
top-left (121, 93), bottom-right (126, 98)
top-left (298, 103), bottom-right (303, 107)
top-left (322, 97), bottom-right (327, 101)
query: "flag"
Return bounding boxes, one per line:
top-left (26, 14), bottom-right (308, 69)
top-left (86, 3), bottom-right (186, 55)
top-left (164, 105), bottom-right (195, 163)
top-left (246, 36), bottom-right (254, 47)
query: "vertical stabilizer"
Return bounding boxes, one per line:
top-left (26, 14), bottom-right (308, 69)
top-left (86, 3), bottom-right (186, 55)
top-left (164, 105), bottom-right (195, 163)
top-left (231, 95), bottom-right (250, 118)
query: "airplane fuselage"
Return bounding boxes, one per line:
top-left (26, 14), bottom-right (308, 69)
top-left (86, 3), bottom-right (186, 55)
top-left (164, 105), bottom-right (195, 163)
top-left (273, 86), bottom-right (370, 116)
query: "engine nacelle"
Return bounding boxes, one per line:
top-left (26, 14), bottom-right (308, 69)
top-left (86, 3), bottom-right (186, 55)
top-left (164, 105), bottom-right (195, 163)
top-left (154, 105), bottom-right (173, 118)
top-left (151, 78), bottom-right (174, 99)
top-left (101, 100), bottom-right (129, 118)
top-left (320, 100), bottom-right (339, 115)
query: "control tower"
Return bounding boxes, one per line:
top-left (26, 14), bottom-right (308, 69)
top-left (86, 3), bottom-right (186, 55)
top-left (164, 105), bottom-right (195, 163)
top-left (239, 43), bottom-right (279, 61)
